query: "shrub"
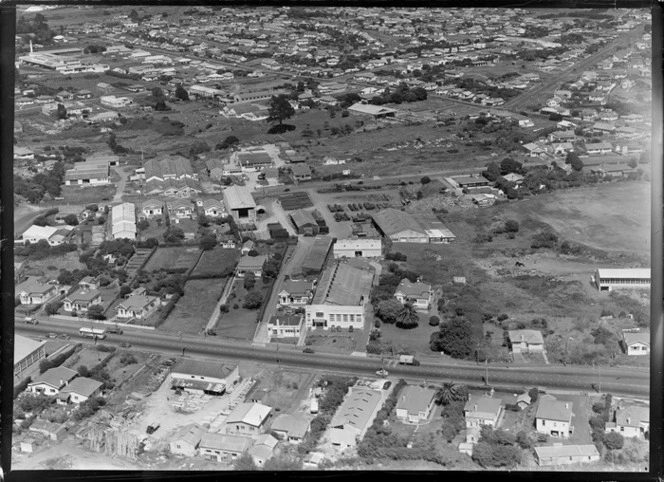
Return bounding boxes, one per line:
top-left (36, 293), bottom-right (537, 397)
top-left (233, 303), bottom-right (239, 309)
top-left (497, 313), bottom-right (509, 322)
top-left (429, 315), bottom-right (440, 326)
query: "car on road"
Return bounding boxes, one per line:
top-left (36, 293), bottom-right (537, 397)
top-left (47, 333), bottom-right (57, 339)
top-left (376, 369), bottom-right (389, 377)
top-left (24, 317), bottom-right (38, 325)
top-left (303, 348), bottom-right (315, 354)
top-left (59, 334), bottom-right (70, 340)
top-left (206, 329), bottom-right (217, 336)
top-left (119, 342), bottom-right (131, 348)
top-left (106, 328), bottom-right (123, 335)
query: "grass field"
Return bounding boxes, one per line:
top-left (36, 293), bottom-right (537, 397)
top-left (217, 280), bottom-right (269, 339)
top-left (376, 313), bottom-right (436, 356)
top-left (159, 279), bottom-right (226, 334)
top-left (61, 185), bottom-right (116, 205)
top-left (22, 251), bottom-right (86, 275)
top-left (191, 247), bottom-right (240, 278)
top-left (144, 246), bottom-right (202, 272)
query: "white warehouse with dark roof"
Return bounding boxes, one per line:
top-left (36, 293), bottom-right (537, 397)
top-left (593, 268), bottom-right (650, 291)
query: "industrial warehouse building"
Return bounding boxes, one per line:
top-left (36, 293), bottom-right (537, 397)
top-left (111, 202), bottom-right (137, 240)
top-left (333, 238), bottom-right (382, 259)
top-left (64, 158), bottom-right (111, 186)
top-left (347, 102), bottom-right (397, 119)
top-left (371, 209), bottom-right (428, 243)
top-left (223, 185), bottom-right (257, 221)
top-left (329, 386), bottom-right (384, 449)
top-left (290, 209), bottom-right (319, 235)
top-left (301, 236), bottom-right (334, 275)
top-left (14, 334), bottom-right (46, 382)
top-left (171, 359), bottom-right (240, 396)
top-left (305, 261), bottom-right (374, 331)
top-left (593, 268), bottom-right (650, 291)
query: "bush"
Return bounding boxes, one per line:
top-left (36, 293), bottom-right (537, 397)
top-left (420, 176), bottom-right (431, 185)
top-left (243, 291), bottom-right (263, 309)
top-left (13, 377), bottom-right (32, 399)
top-left (497, 313), bottom-right (509, 322)
top-left (119, 353), bottom-right (138, 366)
top-left (429, 315), bottom-right (440, 326)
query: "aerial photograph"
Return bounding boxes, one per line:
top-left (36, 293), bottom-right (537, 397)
top-left (11, 4), bottom-right (651, 473)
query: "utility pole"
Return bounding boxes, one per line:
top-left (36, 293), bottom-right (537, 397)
top-left (485, 358), bottom-right (489, 386)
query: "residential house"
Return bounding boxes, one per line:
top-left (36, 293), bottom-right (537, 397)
top-left (62, 288), bottom-right (102, 313)
top-left (606, 404), bottom-right (649, 439)
top-left (290, 163), bottom-right (312, 182)
top-left (224, 403), bottom-right (272, 437)
top-left (464, 394), bottom-right (503, 428)
top-left (534, 445), bottom-right (600, 467)
top-left (622, 331), bottom-right (650, 356)
top-left (267, 313), bottom-right (305, 339)
top-left (170, 423), bottom-right (205, 456)
top-left (16, 277), bottom-right (57, 305)
top-left (522, 142), bottom-right (548, 158)
top-left (116, 294), bottom-right (160, 320)
top-left (78, 276), bottom-right (100, 291)
top-left (241, 240), bottom-right (256, 255)
top-left (141, 199), bottom-right (163, 218)
top-left (508, 330), bottom-right (545, 353)
top-left (584, 142), bottom-right (614, 155)
top-left (198, 433), bottom-right (254, 463)
top-left (219, 235), bottom-right (236, 249)
top-left (57, 377), bottom-right (103, 404)
top-left (203, 199), bottom-right (225, 217)
top-left (168, 199), bottom-right (194, 219)
top-left (270, 414), bottom-right (310, 444)
top-left (395, 385), bottom-right (437, 423)
top-left (236, 255), bottom-right (267, 278)
top-left (278, 280), bottom-right (314, 306)
top-left (394, 279), bottom-right (433, 310)
top-left (28, 366), bottom-right (78, 396)
top-left (536, 395), bottom-right (574, 438)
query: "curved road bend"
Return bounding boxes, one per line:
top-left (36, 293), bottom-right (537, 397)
top-left (18, 321), bottom-right (649, 398)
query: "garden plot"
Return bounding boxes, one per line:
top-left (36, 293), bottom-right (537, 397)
top-left (144, 247), bottom-right (201, 273)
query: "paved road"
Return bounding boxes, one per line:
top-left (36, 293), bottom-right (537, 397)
top-left (17, 319), bottom-right (649, 398)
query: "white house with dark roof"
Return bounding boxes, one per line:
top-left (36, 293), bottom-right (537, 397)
top-left (606, 404), bottom-right (649, 438)
top-left (248, 434), bottom-right (278, 467)
top-left (141, 199), bottom-right (163, 218)
top-left (16, 277), bottom-right (57, 305)
top-left (622, 331), bottom-right (650, 356)
top-left (536, 395), bottom-right (573, 438)
top-left (394, 279), bottom-right (433, 310)
top-left (62, 288), bottom-right (102, 313)
top-left (171, 359), bottom-right (240, 396)
top-left (224, 402), bottom-right (272, 437)
top-left (28, 366), bottom-right (78, 396)
top-left (57, 377), bottom-right (103, 404)
top-left (464, 394), bottom-right (503, 428)
top-left (202, 198), bottom-right (225, 217)
top-left (116, 294), bottom-right (159, 320)
top-left (236, 254), bottom-right (267, 278)
top-left (508, 330), bottom-right (545, 354)
top-left (395, 385), bottom-right (437, 423)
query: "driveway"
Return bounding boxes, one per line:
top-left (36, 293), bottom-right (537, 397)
top-left (111, 166), bottom-right (132, 203)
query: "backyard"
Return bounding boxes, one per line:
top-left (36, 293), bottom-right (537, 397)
top-left (159, 279), bottom-right (226, 334)
top-left (190, 247), bottom-right (240, 278)
top-left (216, 279), bottom-right (270, 339)
top-left (144, 246), bottom-right (202, 273)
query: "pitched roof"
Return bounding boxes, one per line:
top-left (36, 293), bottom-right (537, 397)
top-left (269, 313), bottom-right (304, 327)
top-left (30, 366), bottom-right (78, 388)
top-left (60, 377), bottom-right (103, 397)
top-left (64, 288), bottom-right (101, 303)
top-left (371, 208), bottom-right (426, 237)
top-left (225, 402), bottom-right (271, 426)
top-left (111, 202), bottom-right (136, 224)
top-left (395, 279), bottom-right (432, 300)
top-left (464, 395), bottom-right (503, 416)
top-left (311, 261), bottom-right (374, 306)
top-left (348, 102), bottom-right (397, 116)
top-left (535, 444), bottom-right (599, 459)
top-left (22, 225), bottom-right (58, 240)
top-left (396, 385), bottom-right (437, 413)
top-left (290, 209), bottom-right (317, 228)
top-left (16, 277), bottom-right (55, 296)
top-left (615, 405), bottom-right (649, 427)
top-left (141, 199), bottom-right (163, 210)
top-left (237, 254), bottom-right (267, 271)
top-left (271, 414), bottom-right (310, 438)
top-left (623, 331), bottom-right (650, 347)
top-left (199, 433), bottom-right (253, 452)
top-left (536, 397), bottom-right (573, 422)
top-left (508, 329), bottom-right (544, 345)
top-left (202, 198), bottom-right (224, 210)
top-left (281, 279), bottom-right (312, 296)
top-left (171, 423), bottom-right (205, 447)
top-left (118, 294), bottom-right (157, 311)
top-left (223, 185), bottom-right (256, 210)
top-left (330, 387), bottom-right (383, 432)
top-left (172, 359), bottom-right (237, 380)
top-left (596, 268), bottom-right (650, 279)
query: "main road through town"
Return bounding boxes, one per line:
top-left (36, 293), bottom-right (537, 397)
top-left (17, 318), bottom-right (650, 399)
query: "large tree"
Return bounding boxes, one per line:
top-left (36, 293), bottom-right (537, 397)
top-left (267, 94), bottom-right (295, 126)
top-left (436, 381), bottom-right (468, 406)
top-left (430, 316), bottom-right (474, 359)
top-left (375, 298), bottom-right (402, 324)
top-left (175, 85), bottom-right (189, 101)
top-left (395, 302), bottom-right (419, 329)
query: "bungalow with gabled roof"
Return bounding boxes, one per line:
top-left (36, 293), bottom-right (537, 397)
top-left (116, 294), bottom-right (159, 320)
top-left (606, 404), bottom-right (649, 438)
top-left (28, 366), bottom-right (78, 396)
top-left (394, 279), bottom-right (433, 310)
top-left (62, 288), bottom-right (102, 313)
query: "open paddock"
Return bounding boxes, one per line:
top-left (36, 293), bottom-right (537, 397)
top-left (61, 185), bottom-right (116, 205)
top-left (143, 246), bottom-right (201, 272)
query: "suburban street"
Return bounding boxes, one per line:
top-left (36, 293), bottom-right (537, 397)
top-left (17, 318), bottom-right (650, 398)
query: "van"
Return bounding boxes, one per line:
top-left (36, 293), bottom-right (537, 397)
top-left (106, 327), bottom-right (123, 334)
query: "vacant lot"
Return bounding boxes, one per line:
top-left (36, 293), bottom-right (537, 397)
top-left (22, 251), bottom-right (86, 275)
top-left (144, 246), bottom-right (201, 272)
top-left (160, 279), bottom-right (225, 334)
top-left (61, 185), bottom-right (116, 205)
top-left (191, 247), bottom-right (240, 278)
top-left (247, 368), bottom-right (315, 414)
top-left (217, 280), bottom-right (269, 339)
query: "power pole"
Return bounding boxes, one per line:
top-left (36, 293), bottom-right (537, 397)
top-left (485, 358), bottom-right (489, 386)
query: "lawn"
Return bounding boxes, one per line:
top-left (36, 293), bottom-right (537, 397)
top-left (247, 369), bottom-right (313, 414)
top-left (159, 279), bottom-right (226, 334)
top-left (61, 185), bottom-right (116, 205)
top-left (64, 346), bottom-right (112, 372)
top-left (137, 216), bottom-right (167, 241)
top-left (304, 331), bottom-right (359, 354)
top-left (216, 279), bottom-right (269, 339)
top-left (191, 247), bottom-right (240, 278)
top-left (144, 246), bottom-right (202, 272)
top-left (376, 313), bottom-right (438, 357)
top-left (22, 251), bottom-right (86, 275)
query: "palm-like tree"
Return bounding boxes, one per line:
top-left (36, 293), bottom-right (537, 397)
top-left (436, 381), bottom-right (466, 406)
top-left (396, 302), bottom-right (419, 329)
